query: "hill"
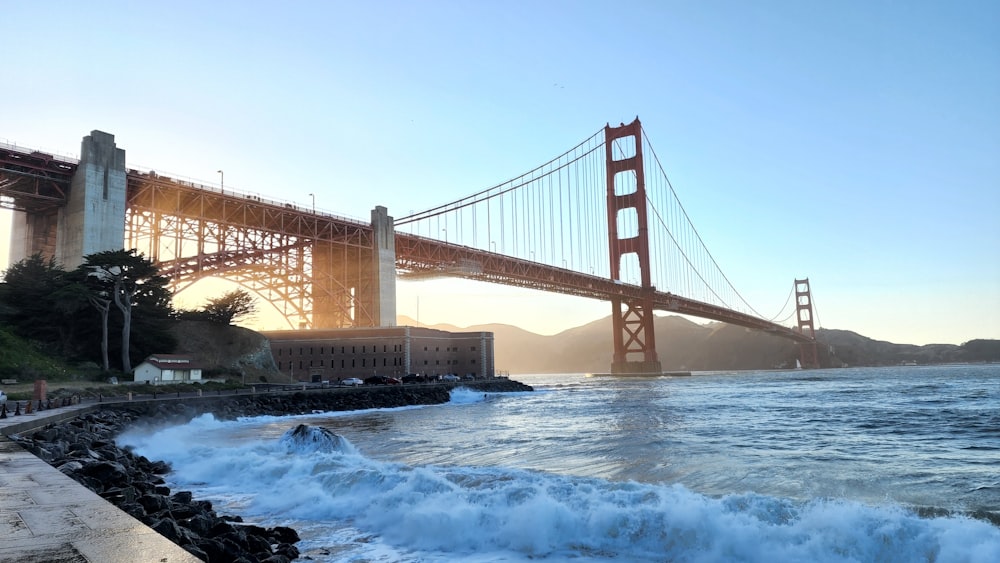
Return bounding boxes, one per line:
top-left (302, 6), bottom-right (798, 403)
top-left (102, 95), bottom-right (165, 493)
top-left (398, 315), bottom-right (999, 373)
top-left (169, 320), bottom-right (278, 382)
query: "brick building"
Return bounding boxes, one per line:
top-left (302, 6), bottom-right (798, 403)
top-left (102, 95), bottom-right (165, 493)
top-left (262, 326), bottom-right (495, 382)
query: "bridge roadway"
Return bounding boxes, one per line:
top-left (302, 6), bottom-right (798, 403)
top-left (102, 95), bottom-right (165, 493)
top-left (395, 234), bottom-right (814, 343)
top-left (0, 142), bottom-right (808, 343)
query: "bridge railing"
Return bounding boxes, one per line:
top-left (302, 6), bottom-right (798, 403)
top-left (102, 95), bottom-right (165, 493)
top-left (0, 139), bottom-right (80, 165)
top-left (126, 166), bottom-right (370, 227)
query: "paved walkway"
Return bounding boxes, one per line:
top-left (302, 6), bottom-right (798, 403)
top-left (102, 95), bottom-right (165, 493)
top-left (0, 401), bottom-right (201, 563)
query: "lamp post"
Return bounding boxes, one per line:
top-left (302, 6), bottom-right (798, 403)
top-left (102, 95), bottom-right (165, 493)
top-left (217, 170), bottom-right (224, 194)
top-left (308, 193), bottom-right (315, 213)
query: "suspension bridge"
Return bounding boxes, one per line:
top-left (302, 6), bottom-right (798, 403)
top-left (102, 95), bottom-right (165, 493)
top-left (0, 119), bottom-right (819, 373)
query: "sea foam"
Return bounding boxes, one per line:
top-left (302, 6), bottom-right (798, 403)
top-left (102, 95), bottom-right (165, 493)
top-left (119, 414), bottom-right (1000, 563)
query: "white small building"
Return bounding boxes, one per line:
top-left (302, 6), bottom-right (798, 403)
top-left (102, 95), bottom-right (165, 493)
top-left (133, 354), bottom-right (203, 384)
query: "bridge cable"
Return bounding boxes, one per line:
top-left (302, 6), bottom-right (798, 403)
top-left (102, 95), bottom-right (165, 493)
top-left (767, 284), bottom-right (796, 324)
top-left (641, 128), bottom-right (767, 319)
top-left (396, 128), bottom-right (604, 226)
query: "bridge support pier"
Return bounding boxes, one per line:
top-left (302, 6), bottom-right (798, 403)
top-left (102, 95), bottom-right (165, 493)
top-left (62, 131), bottom-right (127, 269)
top-left (370, 205), bottom-right (397, 327)
top-left (606, 119), bottom-right (661, 375)
top-left (795, 278), bottom-right (820, 369)
top-left (310, 206), bottom-right (396, 329)
top-left (8, 131), bottom-right (126, 269)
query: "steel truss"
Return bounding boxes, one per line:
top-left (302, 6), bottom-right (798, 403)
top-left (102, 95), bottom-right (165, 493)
top-left (125, 172), bottom-right (376, 329)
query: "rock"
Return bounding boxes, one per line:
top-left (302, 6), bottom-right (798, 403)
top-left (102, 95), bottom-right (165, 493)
top-left (270, 526), bottom-right (300, 544)
top-left (137, 493), bottom-right (169, 514)
top-left (151, 518), bottom-right (184, 542)
top-left (80, 460), bottom-right (131, 485)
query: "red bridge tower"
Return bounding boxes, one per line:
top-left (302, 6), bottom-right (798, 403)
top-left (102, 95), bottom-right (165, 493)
top-left (605, 119), bottom-right (662, 375)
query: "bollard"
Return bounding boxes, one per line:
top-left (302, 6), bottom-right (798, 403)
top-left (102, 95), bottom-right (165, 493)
top-left (46, 398), bottom-right (52, 409)
top-left (1, 403), bottom-right (6, 419)
top-left (37, 399), bottom-right (43, 411)
top-left (198, 389), bottom-right (203, 397)
top-left (127, 392), bottom-right (133, 401)
top-left (252, 386), bottom-right (256, 394)
top-left (98, 394), bottom-right (102, 403)
top-left (14, 401), bottom-right (21, 416)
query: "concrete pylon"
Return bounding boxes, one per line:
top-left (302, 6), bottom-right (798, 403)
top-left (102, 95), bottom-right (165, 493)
top-left (370, 206), bottom-right (397, 327)
top-left (56, 131), bottom-right (127, 269)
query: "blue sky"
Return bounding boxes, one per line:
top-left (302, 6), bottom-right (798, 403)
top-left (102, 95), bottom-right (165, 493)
top-left (2, 1), bottom-right (998, 345)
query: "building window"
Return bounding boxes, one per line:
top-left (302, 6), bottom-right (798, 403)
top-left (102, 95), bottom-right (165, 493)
top-left (299, 347), bottom-right (303, 355)
top-left (277, 349), bottom-right (282, 356)
top-left (424, 346), bottom-right (428, 351)
top-left (471, 359), bottom-right (476, 364)
top-left (310, 347), bottom-right (314, 355)
top-left (423, 360), bottom-right (428, 365)
top-left (352, 346), bottom-right (356, 354)
top-left (320, 359), bottom-right (324, 367)
top-left (299, 361), bottom-right (303, 369)
top-left (383, 358), bottom-right (387, 367)
top-left (471, 346), bottom-right (476, 351)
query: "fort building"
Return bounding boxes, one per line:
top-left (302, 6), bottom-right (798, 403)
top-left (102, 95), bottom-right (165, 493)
top-left (262, 326), bottom-right (495, 382)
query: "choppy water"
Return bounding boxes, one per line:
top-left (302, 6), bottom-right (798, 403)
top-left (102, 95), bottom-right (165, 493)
top-left (119, 365), bottom-right (1000, 562)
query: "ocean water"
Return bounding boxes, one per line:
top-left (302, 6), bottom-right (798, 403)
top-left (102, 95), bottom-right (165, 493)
top-left (117, 365), bottom-right (1000, 562)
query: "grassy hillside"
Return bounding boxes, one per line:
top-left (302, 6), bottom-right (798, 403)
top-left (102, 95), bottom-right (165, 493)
top-left (0, 326), bottom-right (74, 380)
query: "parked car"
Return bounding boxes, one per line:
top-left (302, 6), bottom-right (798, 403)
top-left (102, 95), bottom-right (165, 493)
top-left (441, 374), bottom-right (460, 382)
top-left (402, 374), bottom-right (428, 384)
top-left (364, 375), bottom-right (401, 385)
top-left (340, 378), bottom-right (363, 387)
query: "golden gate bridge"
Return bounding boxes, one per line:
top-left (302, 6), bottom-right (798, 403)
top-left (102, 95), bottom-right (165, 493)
top-left (0, 118), bottom-right (819, 373)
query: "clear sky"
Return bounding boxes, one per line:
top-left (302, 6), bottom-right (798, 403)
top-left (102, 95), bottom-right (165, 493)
top-left (2, 1), bottom-right (998, 345)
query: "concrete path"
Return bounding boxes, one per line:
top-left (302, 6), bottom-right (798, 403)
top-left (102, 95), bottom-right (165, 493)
top-left (0, 402), bottom-right (201, 563)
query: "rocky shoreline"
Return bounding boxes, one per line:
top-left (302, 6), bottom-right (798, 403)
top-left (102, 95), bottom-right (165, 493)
top-left (11, 380), bottom-right (532, 562)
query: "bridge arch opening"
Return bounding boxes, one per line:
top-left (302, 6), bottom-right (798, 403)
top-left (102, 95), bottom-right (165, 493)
top-left (172, 277), bottom-right (301, 331)
top-left (612, 170), bottom-right (637, 197)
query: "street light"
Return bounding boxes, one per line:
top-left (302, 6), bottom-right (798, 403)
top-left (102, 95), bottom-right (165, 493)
top-left (308, 193), bottom-right (315, 213)
top-left (217, 170), bottom-right (224, 193)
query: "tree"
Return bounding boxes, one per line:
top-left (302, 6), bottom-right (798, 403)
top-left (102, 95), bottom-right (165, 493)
top-left (78, 250), bottom-right (174, 373)
top-left (202, 289), bottom-right (258, 325)
top-left (0, 254), bottom-right (81, 355)
top-left (74, 270), bottom-right (113, 372)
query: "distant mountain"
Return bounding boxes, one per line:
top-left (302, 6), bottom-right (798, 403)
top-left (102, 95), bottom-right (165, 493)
top-left (398, 315), bottom-right (1000, 374)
